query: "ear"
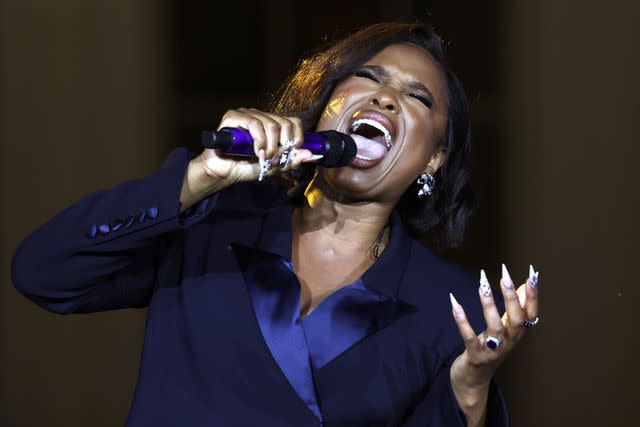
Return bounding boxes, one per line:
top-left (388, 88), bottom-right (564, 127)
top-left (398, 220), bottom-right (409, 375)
top-left (423, 145), bottom-right (446, 174)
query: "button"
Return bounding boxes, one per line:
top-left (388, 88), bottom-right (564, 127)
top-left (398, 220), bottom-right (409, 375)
top-left (98, 224), bottom-right (110, 235)
top-left (87, 224), bottom-right (98, 238)
top-left (125, 215), bottom-right (135, 228)
top-left (137, 210), bottom-right (146, 223)
top-left (111, 220), bottom-right (123, 231)
top-left (146, 207), bottom-right (158, 219)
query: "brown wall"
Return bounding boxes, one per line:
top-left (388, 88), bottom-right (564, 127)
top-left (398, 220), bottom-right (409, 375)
top-left (497, 1), bottom-right (638, 425)
top-left (1, 1), bottom-right (637, 426)
top-left (0, 1), bottom-right (170, 425)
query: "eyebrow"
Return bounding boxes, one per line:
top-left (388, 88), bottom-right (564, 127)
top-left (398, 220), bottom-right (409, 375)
top-left (362, 65), bottom-right (437, 105)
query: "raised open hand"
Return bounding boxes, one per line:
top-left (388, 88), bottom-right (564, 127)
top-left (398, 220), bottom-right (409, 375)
top-left (448, 265), bottom-right (540, 425)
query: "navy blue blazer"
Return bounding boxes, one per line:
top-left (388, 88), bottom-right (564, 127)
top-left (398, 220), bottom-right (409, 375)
top-left (12, 147), bottom-right (508, 426)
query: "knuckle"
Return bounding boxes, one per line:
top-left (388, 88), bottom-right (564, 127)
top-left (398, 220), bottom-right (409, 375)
top-left (265, 119), bottom-right (280, 132)
top-left (463, 336), bottom-right (475, 346)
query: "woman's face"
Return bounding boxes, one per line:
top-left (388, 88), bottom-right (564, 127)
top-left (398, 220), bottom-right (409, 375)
top-left (315, 42), bottom-right (449, 204)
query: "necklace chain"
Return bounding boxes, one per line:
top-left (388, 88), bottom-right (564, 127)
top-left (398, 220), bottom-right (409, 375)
top-left (371, 223), bottom-right (389, 259)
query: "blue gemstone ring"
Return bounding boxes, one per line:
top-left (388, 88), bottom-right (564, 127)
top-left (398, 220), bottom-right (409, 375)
top-left (486, 336), bottom-right (502, 350)
top-left (523, 317), bottom-right (540, 328)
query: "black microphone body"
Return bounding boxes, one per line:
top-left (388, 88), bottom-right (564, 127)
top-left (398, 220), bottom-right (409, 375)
top-left (201, 128), bottom-right (356, 167)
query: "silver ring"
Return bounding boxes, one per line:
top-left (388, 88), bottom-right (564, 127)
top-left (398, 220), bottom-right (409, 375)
top-left (486, 336), bottom-right (502, 350)
top-left (279, 139), bottom-right (296, 166)
top-left (523, 317), bottom-right (540, 328)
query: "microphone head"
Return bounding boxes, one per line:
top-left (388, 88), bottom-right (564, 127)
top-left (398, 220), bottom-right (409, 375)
top-left (318, 131), bottom-right (357, 167)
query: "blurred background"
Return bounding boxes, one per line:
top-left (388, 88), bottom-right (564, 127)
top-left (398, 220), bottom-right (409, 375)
top-left (1, 0), bottom-right (637, 426)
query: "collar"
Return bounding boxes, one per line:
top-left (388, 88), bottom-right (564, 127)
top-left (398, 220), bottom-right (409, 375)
top-left (250, 186), bottom-right (414, 304)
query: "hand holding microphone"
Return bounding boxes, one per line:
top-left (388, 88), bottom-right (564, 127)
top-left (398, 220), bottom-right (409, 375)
top-left (180, 108), bottom-right (355, 212)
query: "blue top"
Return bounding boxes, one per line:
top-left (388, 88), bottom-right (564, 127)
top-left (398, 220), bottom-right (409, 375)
top-left (246, 254), bottom-right (396, 424)
top-left (11, 147), bottom-right (509, 426)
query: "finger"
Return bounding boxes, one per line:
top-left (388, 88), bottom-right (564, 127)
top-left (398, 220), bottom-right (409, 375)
top-left (500, 264), bottom-right (525, 332)
top-left (525, 264), bottom-right (540, 321)
top-left (449, 293), bottom-right (481, 352)
top-left (289, 116), bottom-right (304, 148)
top-left (288, 148), bottom-right (308, 170)
top-left (478, 269), bottom-right (505, 339)
top-left (256, 110), bottom-right (295, 155)
top-left (516, 284), bottom-right (526, 309)
top-left (218, 109), bottom-right (267, 158)
top-left (243, 108), bottom-right (280, 159)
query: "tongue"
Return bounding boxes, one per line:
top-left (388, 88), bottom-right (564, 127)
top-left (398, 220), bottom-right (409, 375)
top-left (351, 134), bottom-right (388, 161)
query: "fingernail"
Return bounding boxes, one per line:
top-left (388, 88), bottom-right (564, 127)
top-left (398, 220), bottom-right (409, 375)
top-left (449, 292), bottom-right (463, 316)
top-left (501, 263), bottom-right (514, 289)
top-left (529, 264), bottom-right (539, 288)
top-left (258, 158), bottom-right (271, 182)
top-left (479, 269), bottom-right (492, 297)
top-left (303, 154), bottom-right (324, 162)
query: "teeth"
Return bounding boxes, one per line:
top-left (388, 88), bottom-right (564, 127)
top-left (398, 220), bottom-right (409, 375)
top-left (350, 118), bottom-right (392, 149)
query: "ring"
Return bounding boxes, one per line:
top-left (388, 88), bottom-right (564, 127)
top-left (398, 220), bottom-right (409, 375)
top-left (279, 139), bottom-right (296, 166)
top-left (523, 317), bottom-right (540, 328)
top-left (486, 336), bottom-right (502, 350)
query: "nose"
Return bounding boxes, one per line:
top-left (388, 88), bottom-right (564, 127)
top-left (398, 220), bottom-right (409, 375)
top-left (369, 90), bottom-right (399, 113)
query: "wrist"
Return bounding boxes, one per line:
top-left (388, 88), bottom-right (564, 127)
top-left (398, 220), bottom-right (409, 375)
top-left (450, 358), bottom-right (491, 426)
top-left (180, 158), bottom-right (232, 213)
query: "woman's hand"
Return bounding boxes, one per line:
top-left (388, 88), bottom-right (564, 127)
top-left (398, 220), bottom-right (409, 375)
top-left (448, 265), bottom-right (540, 426)
top-left (200, 108), bottom-right (316, 183)
top-left (180, 108), bottom-right (316, 212)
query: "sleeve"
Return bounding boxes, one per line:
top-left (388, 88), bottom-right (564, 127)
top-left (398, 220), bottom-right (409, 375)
top-left (399, 359), bottom-right (509, 426)
top-left (10, 147), bottom-right (218, 314)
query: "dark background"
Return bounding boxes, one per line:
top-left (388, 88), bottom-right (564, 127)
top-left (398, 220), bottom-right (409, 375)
top-left (1, 0), bottom-right (637, 426)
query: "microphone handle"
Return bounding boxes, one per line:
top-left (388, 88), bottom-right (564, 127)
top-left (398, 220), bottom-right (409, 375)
top-left (201, 128), bottom-right (328, 156)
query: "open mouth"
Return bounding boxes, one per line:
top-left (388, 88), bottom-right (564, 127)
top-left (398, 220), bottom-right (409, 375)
top-left (350, 118), bottom-right (392, 149)
top-left (348, 117), bottom-right (394, 162)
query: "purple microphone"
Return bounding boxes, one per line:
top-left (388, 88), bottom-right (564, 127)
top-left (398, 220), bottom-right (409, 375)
top-left (201, 127), bottom-right (356, 167)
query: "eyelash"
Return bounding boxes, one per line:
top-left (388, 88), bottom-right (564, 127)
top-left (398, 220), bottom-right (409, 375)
top-left (354, 70), bottom-right (379, 83)
top-left (354, 69), bottom-right (434, 109)
top-left (408, 93), bottom-right (434, 109)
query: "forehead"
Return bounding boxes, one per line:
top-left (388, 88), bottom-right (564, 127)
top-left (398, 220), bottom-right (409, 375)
top-left (364, 43), bottom-right (448, 103)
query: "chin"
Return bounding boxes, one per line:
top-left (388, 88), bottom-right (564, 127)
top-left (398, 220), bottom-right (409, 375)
top-left (317, 166), bottom-right (398, 204)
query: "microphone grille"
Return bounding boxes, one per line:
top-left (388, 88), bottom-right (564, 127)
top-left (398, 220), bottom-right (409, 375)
top-left (319, 131), bottom-right (357, 167)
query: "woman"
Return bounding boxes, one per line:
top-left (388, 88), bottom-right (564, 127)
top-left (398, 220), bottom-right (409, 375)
top-left (12, 22), bottom-right (539, 426)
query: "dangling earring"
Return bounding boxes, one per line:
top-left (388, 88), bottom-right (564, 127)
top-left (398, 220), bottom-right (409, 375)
top-left (417, 172), bottom-right (435, 198)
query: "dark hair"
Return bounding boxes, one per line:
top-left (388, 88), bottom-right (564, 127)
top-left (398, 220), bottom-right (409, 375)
top-left (269, 22), bottom-right (473, 248)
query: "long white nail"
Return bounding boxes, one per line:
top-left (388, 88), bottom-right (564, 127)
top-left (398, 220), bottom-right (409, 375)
top-left (479, 269), bottom-right (492, 297)
top-left (501, 264), bottom-right (514, 289)
top-left (529, 264), bottom-right (539, 288)
top-left (303, 154), bottom-right (324, 162)
top-left (480, 269), bottom-right (489, 285)
top-left (449, 292), bottom-right (463, 315)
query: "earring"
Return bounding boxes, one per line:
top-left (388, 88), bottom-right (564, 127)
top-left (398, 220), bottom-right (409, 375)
top-left (417, 172), bottom-right (435, 198)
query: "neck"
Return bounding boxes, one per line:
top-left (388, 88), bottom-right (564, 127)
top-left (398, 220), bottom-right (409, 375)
top-left (295, 174), bottom-right (394, 254)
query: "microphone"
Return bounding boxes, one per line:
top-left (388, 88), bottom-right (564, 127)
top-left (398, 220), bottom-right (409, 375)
top-left (201, 128), bottom-right (357, 167)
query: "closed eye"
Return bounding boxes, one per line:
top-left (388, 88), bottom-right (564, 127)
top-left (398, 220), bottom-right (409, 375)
top-left (354, 70), bottom-right (380, 83)
top-left (408, 93), bottom-right (434, 109)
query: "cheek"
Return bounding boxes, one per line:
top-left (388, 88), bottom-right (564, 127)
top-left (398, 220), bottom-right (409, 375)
top-left (317, 95), bottom-right (346, 129)
top-left (404, 115), bottom-right (443, 158)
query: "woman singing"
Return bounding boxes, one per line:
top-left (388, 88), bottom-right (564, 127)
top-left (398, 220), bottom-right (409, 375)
top-left (12, 22), bottom-right (539, 426)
